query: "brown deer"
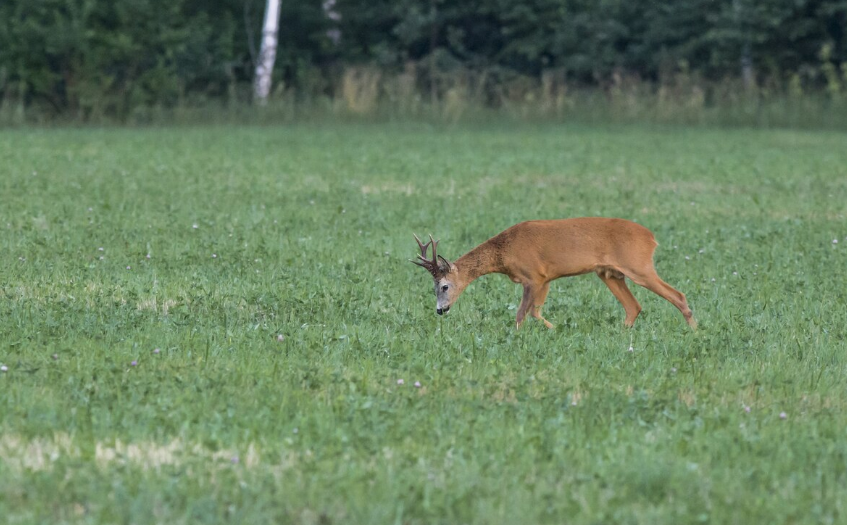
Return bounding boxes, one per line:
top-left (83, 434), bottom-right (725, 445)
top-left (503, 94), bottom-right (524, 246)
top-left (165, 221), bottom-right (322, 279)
top-left (411, 218), bottom-right (696, 329)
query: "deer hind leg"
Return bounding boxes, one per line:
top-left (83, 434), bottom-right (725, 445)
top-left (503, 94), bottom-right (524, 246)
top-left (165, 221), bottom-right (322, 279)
top-left (597, 271), bottom-right (642, 327)
top-left (529, 281), bottom-right (555, 329)
top-left (625, 267), bottom-right (697, 329)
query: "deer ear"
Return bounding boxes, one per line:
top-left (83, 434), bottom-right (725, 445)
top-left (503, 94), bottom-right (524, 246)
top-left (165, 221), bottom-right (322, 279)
top-left (437, 255), bottom-right (453, 274)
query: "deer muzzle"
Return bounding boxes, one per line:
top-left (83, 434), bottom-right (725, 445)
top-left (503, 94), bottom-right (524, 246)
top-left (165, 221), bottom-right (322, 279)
top-left (436, 306), bottom-right (450, 315)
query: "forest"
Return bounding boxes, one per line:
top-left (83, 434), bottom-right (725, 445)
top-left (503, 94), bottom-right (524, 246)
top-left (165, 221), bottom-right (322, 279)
top-left (1, 0), bottom-right (846, 121)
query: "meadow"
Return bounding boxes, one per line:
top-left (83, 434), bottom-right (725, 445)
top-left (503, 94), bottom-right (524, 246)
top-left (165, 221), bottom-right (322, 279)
top-left (1, 122), bottom-right (846, 524)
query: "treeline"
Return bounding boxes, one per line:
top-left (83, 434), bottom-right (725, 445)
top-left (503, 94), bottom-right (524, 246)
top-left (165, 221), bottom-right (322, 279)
top-left (1, 0), bottom-right (846, 121)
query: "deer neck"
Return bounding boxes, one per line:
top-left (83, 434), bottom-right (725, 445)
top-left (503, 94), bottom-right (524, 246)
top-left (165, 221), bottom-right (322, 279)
top-left (454, 240), bottom-right (503, 287)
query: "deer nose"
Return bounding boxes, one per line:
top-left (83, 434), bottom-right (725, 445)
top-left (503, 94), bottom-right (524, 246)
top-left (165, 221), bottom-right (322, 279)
top-left (436, 306), bottom-right (450, 315)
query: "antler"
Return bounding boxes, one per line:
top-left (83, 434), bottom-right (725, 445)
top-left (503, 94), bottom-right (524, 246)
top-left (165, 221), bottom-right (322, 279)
top-left (411, 233), bottom-right (444, 278)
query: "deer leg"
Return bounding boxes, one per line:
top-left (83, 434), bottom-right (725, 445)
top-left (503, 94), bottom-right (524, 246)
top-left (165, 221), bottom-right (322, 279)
top-left (529, 281), bottom-right (555, 329)
top-left (597, 273), bottom-right (642, 327)
top-left (515, 283), bottom-right (534, 329)
top-left (626, 269), bottom-right (697, 329)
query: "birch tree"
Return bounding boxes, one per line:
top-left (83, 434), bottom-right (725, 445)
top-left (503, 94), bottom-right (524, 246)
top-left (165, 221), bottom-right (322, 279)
top-left (253, 0), bottom-right (282, 104)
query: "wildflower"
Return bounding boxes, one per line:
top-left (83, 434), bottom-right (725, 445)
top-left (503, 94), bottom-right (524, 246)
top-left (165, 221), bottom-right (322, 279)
top-left (779, 412), bottom-right (787, 420)
top-left (146, 253), bottom-right (151, 259)
top-left (212, 253), bottom-right (217, 258)
top-left (192, 223), bottom-right (199, 229)
top-left (0, 365), bottom-right (7, 372)
top-left (414, 381), bottom-right (421, 388)
top-left (732, 271), bottom-right (738, 276)
top-left (52, 353), bottom-right (59, 360)
top-left (231, 455), bottom-right (239, 464)
top-left (98, 247), bottom-right (104, 251)
top-left (627, 346), bottom-right (634, 352)
top-left (126, 266), bottom-right (131, 270)
top-left (131, 360), bottom-right (137, 367)
top-left (743, 405), bottom-right (751, 413)
top-left (277, 334), bottom-right (284, 342)
top-left (833, 239), bottom-right (839, 244)
top-left (685, 256), bottom-right (690, 260)
top-left (153, 348), bottom-right (160, 354)
top-left (397, 379), bottom-right (404, 386)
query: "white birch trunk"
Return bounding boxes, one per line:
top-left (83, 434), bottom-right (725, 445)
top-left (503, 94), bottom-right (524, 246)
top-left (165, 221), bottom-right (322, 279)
top-left (253, 0), bottom-right (282, 105)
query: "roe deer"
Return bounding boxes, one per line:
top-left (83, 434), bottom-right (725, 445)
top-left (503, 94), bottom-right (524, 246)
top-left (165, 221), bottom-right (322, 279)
top-left (411, 218), bottom-right (696, 329)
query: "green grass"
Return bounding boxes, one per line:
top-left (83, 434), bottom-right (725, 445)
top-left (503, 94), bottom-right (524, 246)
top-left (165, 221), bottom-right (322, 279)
top-left (1, 122), bottom-right (846, 524)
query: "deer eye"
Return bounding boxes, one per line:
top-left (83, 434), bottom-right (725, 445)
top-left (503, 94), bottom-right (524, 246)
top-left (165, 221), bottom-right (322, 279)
top-left (441, 285), bottom-right (449, 292)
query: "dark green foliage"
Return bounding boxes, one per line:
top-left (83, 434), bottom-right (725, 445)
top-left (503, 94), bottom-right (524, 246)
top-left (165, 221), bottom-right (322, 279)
top-left (1, 0), bottom-right (846, 119)
top-left (0, 0), bottom-right (241, 118)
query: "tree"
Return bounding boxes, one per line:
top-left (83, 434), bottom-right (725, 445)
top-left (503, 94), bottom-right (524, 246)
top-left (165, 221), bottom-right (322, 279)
top-left (254, 0), bottom-right (281, 104)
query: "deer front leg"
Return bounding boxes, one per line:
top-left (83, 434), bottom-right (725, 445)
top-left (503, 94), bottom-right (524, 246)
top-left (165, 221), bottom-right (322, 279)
top-left (515, 283), bottom-right (534, 329)
top-left (529, 281), bottom-right (555, 329)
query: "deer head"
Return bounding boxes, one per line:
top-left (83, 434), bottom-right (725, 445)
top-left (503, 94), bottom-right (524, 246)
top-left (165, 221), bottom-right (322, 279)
top-left (411, 234), bottom-right (459, 315)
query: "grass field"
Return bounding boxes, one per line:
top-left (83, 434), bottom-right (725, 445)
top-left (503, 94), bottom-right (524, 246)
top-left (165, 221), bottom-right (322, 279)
top-left (1, 122), bottom-right (846, 524)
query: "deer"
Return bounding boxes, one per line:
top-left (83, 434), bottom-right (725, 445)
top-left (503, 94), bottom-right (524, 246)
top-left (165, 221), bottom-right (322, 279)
top-left (411, 218), bottom-right (696, 330)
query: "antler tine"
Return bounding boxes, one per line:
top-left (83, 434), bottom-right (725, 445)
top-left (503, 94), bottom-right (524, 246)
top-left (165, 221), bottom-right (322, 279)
top-left (411, 233), bottom-right (442, 277)
top-left (411, 233), bottom-right (433, 270)
top-left (413, 233), bottom-right (432, 259)
top-left (428, 234), bottom-right (439, 264)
